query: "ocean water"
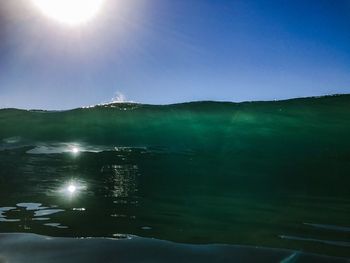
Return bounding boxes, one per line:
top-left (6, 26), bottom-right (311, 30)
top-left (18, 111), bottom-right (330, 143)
top-left (0, 95), bottom-right (349, 260)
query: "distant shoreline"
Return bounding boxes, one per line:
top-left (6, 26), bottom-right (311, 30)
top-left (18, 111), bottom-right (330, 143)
top-left (1, 93), bottom-right (349, 112)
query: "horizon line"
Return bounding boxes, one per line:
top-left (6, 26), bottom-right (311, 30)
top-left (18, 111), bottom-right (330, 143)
top-left (1, 93), bottom-right (349, 112)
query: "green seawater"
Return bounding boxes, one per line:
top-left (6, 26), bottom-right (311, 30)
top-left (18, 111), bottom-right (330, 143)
top-left (0, 95), bottom-right (349, 258)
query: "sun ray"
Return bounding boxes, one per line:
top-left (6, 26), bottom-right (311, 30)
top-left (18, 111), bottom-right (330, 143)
top-left (32, 0), bottom-right (105, 26)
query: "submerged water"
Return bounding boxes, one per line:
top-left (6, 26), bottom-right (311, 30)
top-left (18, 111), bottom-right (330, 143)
top-left (0, 95), bottom-right (349, 258)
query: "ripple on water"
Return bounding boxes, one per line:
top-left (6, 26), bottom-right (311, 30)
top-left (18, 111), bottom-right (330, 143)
top-left (2, 136), bottom-right (21, 144)
top-left (0, 207), bottom-right (20, 222)
top-left (279, 235), bottom-right (350, 248)
top-left (44, 223), bottom-right (68, 229)
top-left (0, 204), bottom-right (66, 226)
top-left (32, 218), bottom-right (50, 221)
top-left (72, 208), bottom-right (86, 211)
top-left (34, 209), bottom-right (65, 217)
top-left (26, 143), bottom-right (113, 155)
top-left (17, 203), bottom-right (47, 211)
top-left (304, 223), bottom-right (350, 233)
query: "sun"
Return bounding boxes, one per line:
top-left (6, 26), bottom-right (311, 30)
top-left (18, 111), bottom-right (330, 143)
top-left (32, 0), bottom-right (105, 26)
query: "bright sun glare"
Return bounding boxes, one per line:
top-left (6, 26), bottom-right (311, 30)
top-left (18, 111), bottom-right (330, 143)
top-left (67, 184), bottom-right (77, 194)
top-left (72, 147), bottom-right (80, 154)
top-left (32, 0), bottom-right (105, 26)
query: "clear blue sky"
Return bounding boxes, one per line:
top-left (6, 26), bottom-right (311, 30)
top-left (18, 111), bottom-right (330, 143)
top-left (0, 0), bottom-right (349, 109)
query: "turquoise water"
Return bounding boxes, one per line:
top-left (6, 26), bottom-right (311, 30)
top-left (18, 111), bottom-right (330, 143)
top-left (0, 95), bottom-right (349, 259)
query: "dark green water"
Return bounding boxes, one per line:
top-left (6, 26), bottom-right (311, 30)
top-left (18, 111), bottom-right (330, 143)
top-left (0, 95), bottom-right (349, 258)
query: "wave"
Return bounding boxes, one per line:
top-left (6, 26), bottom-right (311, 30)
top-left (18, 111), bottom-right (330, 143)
top-left (1, 95), bottom-right (350, 258)
top-left (1, 94), bottom-right (350, 152)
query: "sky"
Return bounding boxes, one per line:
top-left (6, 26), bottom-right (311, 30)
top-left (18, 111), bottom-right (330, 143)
top-left (0, 0), bottom-right (349, 110)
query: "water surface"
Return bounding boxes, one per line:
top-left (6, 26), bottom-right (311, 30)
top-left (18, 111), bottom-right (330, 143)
top-left (0, 95), bottom-right (349, 259)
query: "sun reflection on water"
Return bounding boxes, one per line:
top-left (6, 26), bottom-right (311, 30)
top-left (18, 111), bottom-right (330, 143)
top-left (71, 146), bottom-right (80, 155)
top-left (101, 164), bottom-right (139, 198)
top-left (67, 184), bottom-right (77, 194)
top-left (59, 180), bottom-right (87, 199)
